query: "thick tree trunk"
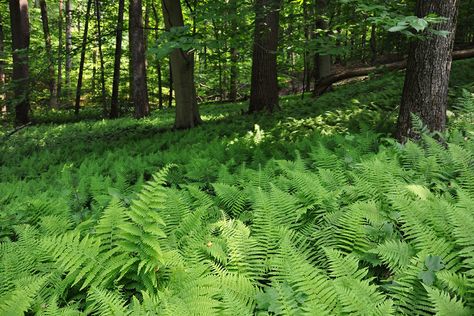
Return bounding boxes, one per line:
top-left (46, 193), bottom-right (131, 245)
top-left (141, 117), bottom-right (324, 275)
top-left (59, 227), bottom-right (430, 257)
top-left (314, 0), bottom-right (331, 82)
top-left (162, 0), bottom-right (201, 128)
top-left (151, 2), bottom-right (164, 109)
top-left (110, 0), bottom-right (125, 118)
top-left (9, 0), bottom-right (30, 125)
top-left (74, 0), bottom-right (92, 116)
top-left (40, 0), bottom-right (57, 108)
top-left (66, 0), bottom-right (72, 98)
top-left (248, 0), bottom-right (282, 113)
top-left (57, 0), bottom-right (63, 104)
top-left (94, 0), bottom-right (107, 114)
top-left (396, 0), bottom-right (460, 142)
top-left (130, 0), bottom-right (150, 118)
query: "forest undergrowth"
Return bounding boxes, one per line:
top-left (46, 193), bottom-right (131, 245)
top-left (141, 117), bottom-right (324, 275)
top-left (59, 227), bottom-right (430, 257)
top-left (1, 60), bottom-right (474, 315)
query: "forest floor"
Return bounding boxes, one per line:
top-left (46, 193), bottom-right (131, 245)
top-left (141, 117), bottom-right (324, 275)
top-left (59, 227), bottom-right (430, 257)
top-left (1, 59), bottom-right (474, 314)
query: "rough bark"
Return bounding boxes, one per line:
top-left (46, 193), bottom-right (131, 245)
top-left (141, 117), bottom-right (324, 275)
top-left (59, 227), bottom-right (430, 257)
top-left (94, 0), bottom-right (107, 113)
top-left (396, 0), bottom-right (461, 142)
top-left (151, 2), bottom-right (164, 109)
top-left (248, 0), bottom-right (282, 113)
top-left (162, 0), bottom-right (201, 128)
top-left (9, 0), bottom-right (30, 125)
top-left (57, 0), bottom-right (63, 103)
top-left (130, 0), bottom-right (150, 118)
top-left (40, 0), bottom-right (57, 108)
top-left (312, 48), bottom-right (474, 97)
top-left (66, 0), bottom-right (72, 97)
top-left (314, 0), bottom-right (331, 82)
top-left (74, 0), bottom-right (92, 115)
top-left (110, 0), bottom-right (125, 118)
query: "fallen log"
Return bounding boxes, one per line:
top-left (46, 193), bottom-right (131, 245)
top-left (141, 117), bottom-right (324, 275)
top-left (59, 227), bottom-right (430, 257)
top-left (313, 47), bottom-right (474, 97)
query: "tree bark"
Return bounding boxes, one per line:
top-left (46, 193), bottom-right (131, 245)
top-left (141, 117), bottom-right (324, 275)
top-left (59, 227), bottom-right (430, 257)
top-left (94, 0), bottom-right (107, 114)
top-left (74, 0), bottom-right (92, 115)
top-left (40, 0), bottom-right (57, 108)
top-left (396, 0), bottom-right (460, 142)
top-left (110, 0), bottom-right (125, 118)
top-left (9, 0), bottom-right (30, 125)
top-left (57, 0), bottom-right (63, 104)
top-left (66, 0), bottom-right (72, 98)
top-left (130, 0), bottom-right (150, 118)
top-left (314, 0), bottom-right (331, 82)
top-left (248, 0), bottom-right (282, 113)
top-left (162, 0), bottom-right (201, 128)
top-left (151, 2), bottom-right (164, 109)
top-left (229, 0), bottom-right (239, 102)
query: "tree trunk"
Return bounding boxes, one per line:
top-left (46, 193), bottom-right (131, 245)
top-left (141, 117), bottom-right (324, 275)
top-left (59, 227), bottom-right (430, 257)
top-left (94, 0), bottom-right (107, 114)
top-left (110, 0), bottom-right (125, 118)
top-left (314, 0), bottom-right (331, 83)
top-left (74, 0), bottom-right (92, 116)
top-left (370, 24), bottom-right (377, 63)
top-left (40, 0), bottom-right (57, 108)
top-left (0, 13), bottom-right (6, 121)
top-left (228, 0), bottom-right (239, 102)
top-left (57, 0), bottom-right (63, 104)
top-left (66, 0), bottom-right (72, 98)
top-left (162, 0), bottom-right (201, 128)
top-left (9, 0), bottom-right (30, 125)
top-left (396, 0), bottom-right (460, 142)
top-left (248, 0), bottom-right (282, 113)
top-left (130, 0), bottom-right (150, 118)
top-left (151, 2), bottom-right (163, 109)
top-left (168, 60), bottom-right (173, 108)
top-left (212, 19), bottom-right (224, 101)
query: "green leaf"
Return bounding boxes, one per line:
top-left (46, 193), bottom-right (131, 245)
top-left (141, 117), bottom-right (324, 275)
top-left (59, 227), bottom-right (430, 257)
top-left (388, 25), bottom-right (408, 32)
top-left (419, 271), bottom-right (436, 285)
top-left (410, 18), bottom-right (428, 32)
top-left (425, 255), bottom-right (444, 272)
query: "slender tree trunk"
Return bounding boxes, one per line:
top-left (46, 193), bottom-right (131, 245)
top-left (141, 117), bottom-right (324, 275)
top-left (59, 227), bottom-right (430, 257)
top-left (40, 0), bottom-right (57, 108)
top-left (162, 0), bottom-right (201, 128)
top-left (168, 60), bottom-right (173, 108)
top-left (212, 19), bottom-right (224, 101)
top-left (66, 0), bottom-right (72, 98)
top-left (396, 0), bottom-right (460, 142)
top-left (248, 0), bottom-right (282, 113)
top-left (57, 0), bottom-right (63, 104)
top-left (110, 0), bottom-right (125, 118)
top-left (370, 24), bottom-right (377, 63)
top-left (94, 0), bottom-right (107, 114)
top-left (74, 0), bottom-right (92, 115)
top-left (228, 0), bottom-right (239, 102)
top-left (92, 49), bottom-right (97, 92)
top-left (9, 0), bottom-right (30, 125)
top-left (0, 13), bottom-right (6, 121)
top-left (129, 0), bottom-right (150, 118)
top-left (229, 47), bottom-right (238, 102)
top-left (151, 2), bottom-right (163, 109)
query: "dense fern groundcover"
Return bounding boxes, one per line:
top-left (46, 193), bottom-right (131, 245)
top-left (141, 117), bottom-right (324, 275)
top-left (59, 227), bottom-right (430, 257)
top-left (1, 61), bottom-right (474, 315)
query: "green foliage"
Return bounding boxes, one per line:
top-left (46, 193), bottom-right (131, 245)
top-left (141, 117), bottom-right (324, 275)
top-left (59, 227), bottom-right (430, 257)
top-left (1, 64), bottom-right (474, 314)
